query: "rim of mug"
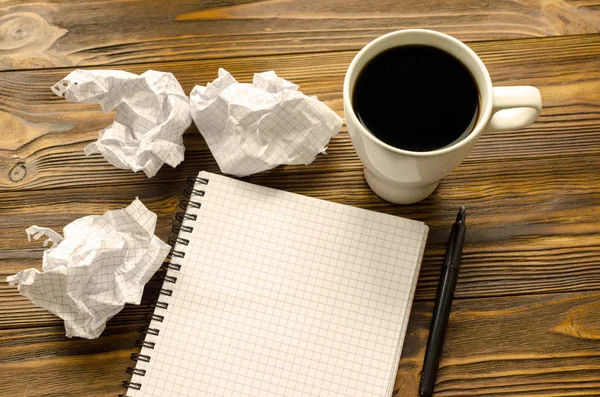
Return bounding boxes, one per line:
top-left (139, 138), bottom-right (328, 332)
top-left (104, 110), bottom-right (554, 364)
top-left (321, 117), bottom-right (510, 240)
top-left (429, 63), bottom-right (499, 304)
top-left (343, 29), bottom-right (494, 157)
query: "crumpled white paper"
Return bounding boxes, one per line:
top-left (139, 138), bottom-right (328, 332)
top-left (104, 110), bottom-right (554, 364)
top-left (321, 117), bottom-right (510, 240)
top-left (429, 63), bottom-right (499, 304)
top-left (7, 199), bottom-right (170, 339)
top-left (52, 69), bottom-right (192, 178)
top-left (190, 68), bottom-right (342, 177)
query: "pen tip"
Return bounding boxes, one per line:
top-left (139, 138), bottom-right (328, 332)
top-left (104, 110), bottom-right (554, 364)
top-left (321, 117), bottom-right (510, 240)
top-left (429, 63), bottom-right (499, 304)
top-left (456, 205), bottom-right (467, 223)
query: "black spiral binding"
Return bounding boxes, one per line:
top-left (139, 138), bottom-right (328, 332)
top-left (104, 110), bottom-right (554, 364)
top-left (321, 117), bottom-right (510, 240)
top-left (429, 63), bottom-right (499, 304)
top-left (118, 176), bottom-right (208, 397)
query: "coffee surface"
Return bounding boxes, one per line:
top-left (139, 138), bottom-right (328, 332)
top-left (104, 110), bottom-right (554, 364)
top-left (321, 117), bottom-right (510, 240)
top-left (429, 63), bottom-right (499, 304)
top-left (352, 45), bottom-right (479, 152)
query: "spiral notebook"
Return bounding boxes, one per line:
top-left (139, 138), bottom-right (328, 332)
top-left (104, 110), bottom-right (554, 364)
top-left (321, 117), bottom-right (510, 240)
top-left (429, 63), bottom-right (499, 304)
top-left (123, 171), bottom-right (428, 397)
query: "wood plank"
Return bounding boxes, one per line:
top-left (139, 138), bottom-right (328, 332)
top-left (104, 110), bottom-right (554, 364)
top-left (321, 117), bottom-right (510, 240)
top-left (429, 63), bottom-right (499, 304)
top-left (0, 327), bottom-right (137, 396)
top-left (0, 0), bottom-right (598, 71)
top-left (0, 323), bottom-right (143, 364)
top-left (1, 35), bottom-right (599, 325)
top-left (2, 150), bottom-right (599, 327)
top-left (0, 34), bottom-right (598, 193)
top-left (1, 292), bottom-right (599, 396)
top-left (395, 292), bottom-right (600, 396)
top-left (1, 21), bottom-right (599, 397)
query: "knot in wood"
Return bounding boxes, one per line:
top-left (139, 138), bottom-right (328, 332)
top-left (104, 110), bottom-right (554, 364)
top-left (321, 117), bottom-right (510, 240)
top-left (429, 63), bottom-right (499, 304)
top-left (0, 12), bottom-right (67, 69)
top-left (0, 12), bottom-right (47, 50)
top-left (9, 162), bottom-right (26, 182)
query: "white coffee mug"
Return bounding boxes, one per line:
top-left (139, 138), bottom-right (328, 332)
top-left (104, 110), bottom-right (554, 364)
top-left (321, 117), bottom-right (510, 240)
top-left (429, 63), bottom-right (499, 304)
top-left (343, 29), bottom-right (542, 204)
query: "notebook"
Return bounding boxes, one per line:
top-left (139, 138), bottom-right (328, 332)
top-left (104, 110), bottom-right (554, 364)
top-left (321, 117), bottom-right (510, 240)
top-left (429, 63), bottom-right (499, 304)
top-left (123, 171), bottom-right (428, 397)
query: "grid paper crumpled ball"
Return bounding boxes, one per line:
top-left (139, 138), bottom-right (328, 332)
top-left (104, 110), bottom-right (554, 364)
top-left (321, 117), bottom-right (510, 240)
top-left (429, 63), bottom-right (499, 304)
top-left (190, 68), bottom-right (343, 177)
top-left (52, 69), bottom-right (192, 178)
top-left (7, 199), bottom-right (170, 339)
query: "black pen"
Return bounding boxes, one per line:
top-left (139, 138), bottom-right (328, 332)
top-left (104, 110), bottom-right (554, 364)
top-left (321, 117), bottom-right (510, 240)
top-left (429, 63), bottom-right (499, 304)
top-left (419, 205), bottom-right (467, 397)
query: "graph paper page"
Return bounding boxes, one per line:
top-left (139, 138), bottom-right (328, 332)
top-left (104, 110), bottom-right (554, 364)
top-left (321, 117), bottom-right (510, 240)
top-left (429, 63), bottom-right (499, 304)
top-left (129, 171), bottom-right (428, 397)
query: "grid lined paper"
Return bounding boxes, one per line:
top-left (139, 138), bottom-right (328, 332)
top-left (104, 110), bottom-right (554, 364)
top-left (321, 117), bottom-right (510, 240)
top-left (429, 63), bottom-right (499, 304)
top-left (7, 198), bottom-right (170, 339)
top-left (52, 69), bottom-right (191, 178)
top-left (128, 171), bottom-right (428, 397)
top-left (189, 69), bottom-right (342, 177)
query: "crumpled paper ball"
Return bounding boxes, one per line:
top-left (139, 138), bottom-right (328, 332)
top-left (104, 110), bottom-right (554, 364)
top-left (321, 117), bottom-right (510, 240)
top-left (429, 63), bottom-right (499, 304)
top-left (52, 69), bottom-right (192, 178)
top-left (7, 199), bottom-right (170, 339)
top-left (190, 68), bottom-right (342, 177)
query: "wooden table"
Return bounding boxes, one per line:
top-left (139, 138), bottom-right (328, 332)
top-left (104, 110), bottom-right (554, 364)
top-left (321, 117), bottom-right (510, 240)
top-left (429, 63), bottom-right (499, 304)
top-left (1, 1), bottom-right (599, 396)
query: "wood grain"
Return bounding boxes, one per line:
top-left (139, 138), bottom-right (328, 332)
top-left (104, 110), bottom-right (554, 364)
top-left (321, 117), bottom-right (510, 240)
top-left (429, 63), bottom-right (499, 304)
top-left (396, 292), bottom-right (600, 396)
top-left (2, 150), bottom-right (599, 314)
top-left (0, 0), bottom-right (598, 70)
top-left (1, 2), bottom-right (600, 396)
top-left (2, 291), bottom-right (599, 396)
top-left (1, 34), bottom-right (598, 193)
top-left (0, 326), bottom-right (139, 397)
top-left (2, 34), bottom-right (599, 313)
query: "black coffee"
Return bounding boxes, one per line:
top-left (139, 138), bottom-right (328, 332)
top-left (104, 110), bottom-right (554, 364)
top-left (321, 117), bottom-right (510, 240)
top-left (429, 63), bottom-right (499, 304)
top-left (352, 45), bottom-right (479, 152)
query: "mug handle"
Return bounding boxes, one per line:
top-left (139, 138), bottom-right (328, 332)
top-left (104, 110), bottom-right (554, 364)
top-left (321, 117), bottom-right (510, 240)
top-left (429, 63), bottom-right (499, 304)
top-left (488, 86), bottom-right (542, 131)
